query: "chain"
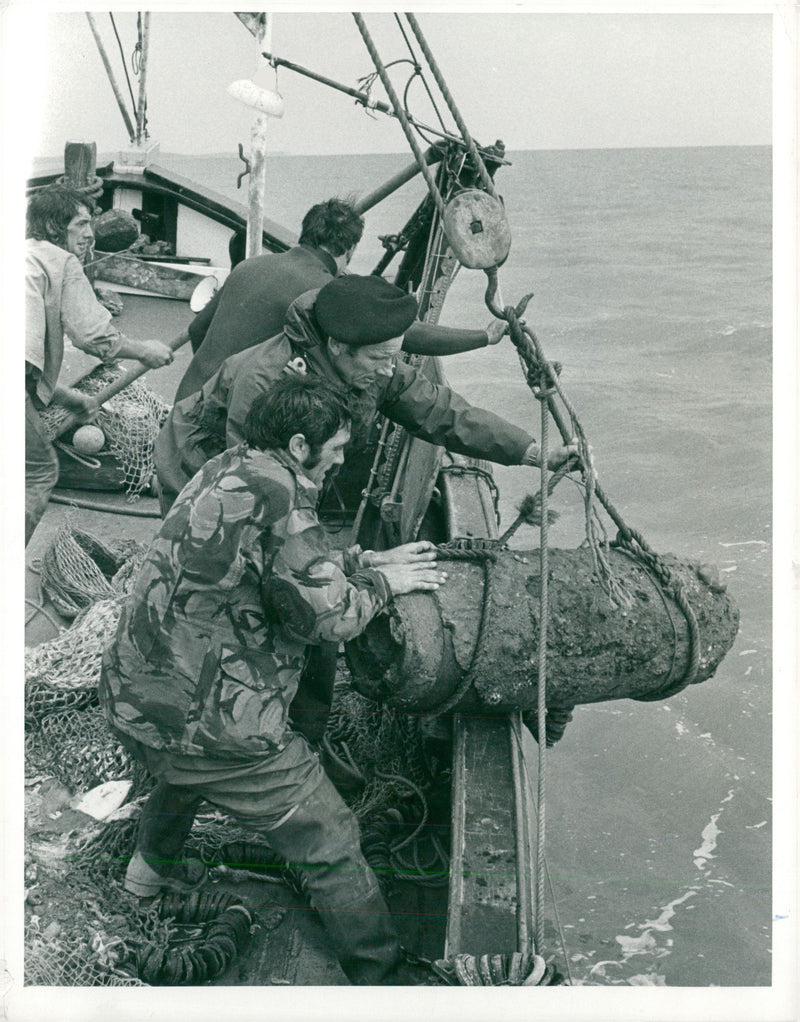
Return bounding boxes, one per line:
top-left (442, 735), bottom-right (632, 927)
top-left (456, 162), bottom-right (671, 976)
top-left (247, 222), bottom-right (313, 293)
top-left (438, 463), bottom-right (501, 527)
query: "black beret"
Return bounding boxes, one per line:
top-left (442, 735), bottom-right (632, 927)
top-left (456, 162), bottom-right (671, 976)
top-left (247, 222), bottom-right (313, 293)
top-left (315, 274), bottom-right (418, 346)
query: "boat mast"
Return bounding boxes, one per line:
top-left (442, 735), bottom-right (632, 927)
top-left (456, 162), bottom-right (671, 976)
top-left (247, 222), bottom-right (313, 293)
top-left (85, 13), bottom-right (136, 143)
top-left (237, 14), bottom-right (277, 259)
top-left (134, 12), bottom-right (150, 145)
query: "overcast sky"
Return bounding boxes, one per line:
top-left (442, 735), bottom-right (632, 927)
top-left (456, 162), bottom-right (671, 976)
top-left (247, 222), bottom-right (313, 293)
top-left (5, 6), bottom-right (773, 162)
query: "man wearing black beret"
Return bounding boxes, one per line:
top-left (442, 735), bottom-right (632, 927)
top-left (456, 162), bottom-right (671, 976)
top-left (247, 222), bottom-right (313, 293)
top-left (155, 273), bottom-right (573, 513)
top-left (172, 198), bottom-right (506, 403)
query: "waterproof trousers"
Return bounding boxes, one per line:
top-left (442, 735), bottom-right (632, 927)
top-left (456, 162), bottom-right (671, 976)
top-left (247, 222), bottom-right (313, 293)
top-left (122, 736), bottom-right (402, 984)
top-left (239, 780), bottom-right (401, 984)
top-left (25, 393), bottom-right (59, 546)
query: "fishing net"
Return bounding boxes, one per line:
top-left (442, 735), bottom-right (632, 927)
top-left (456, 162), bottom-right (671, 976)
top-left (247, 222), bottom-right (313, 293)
top-left (24, 857), bottom-right (185, 987)
top-left (34, 706), bottom-right (152, 795)
top-left (25, 598), bottom-right (121, 728)
top-left (24, 929), bottom-right (146, 987)
top-left (326, 679), bottom-right (443, 817)
top-left (37, 515), bottom-right (145, 619)
top-left (324, 679), bottom-right (452, 889)
top-left (24, 551), bottom-right (451, 988)
top-left (37, 362), bottom-right (171, 496)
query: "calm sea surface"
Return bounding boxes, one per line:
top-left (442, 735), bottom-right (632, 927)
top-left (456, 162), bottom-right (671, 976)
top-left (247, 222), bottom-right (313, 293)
top-left (160, 146), bottom-right (773, 986)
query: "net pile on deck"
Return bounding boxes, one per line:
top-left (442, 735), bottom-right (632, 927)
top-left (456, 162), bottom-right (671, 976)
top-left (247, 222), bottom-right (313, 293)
top-left (36, 515), bottom-right (145, 620)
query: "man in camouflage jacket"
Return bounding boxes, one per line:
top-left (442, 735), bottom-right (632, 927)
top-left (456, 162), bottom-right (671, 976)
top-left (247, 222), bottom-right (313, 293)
top-left (100, 375), bottom-right (445, 984)
top-left (153, 274), bottom-right (577, 750)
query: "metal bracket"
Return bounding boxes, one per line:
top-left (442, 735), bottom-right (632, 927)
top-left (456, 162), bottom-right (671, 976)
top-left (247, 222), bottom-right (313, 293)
top-left (236, 143), bottom-right (251, 189)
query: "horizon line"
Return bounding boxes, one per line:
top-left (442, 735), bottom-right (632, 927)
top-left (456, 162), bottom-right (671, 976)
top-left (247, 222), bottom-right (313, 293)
top-left (31, 141), bottom-right (772, 164)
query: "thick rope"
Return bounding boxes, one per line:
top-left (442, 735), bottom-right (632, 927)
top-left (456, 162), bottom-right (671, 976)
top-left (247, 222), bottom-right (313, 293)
top-left (404, 14), bottom-right (498, 199)
top-left (612, 532), bottom-right (701, 694)
top-left (510, 720), bottom-right (574, 985)
top-left (484, 270), bottom-right (702, 689)
top-left (353, 14), bottom-right (447, 220)
top-left (54, 175), bottom-right (105, 201)
top-left (497, 462), bottom-right (572, 546)
top-left (534, 373), bottom-right (551, 953)
top-left (427, 543), bottom-right (497, 717)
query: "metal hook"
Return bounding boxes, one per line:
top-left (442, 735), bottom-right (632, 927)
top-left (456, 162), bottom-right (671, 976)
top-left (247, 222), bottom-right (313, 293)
top-left (483, 267), bottom-right (533, 320)
top-left (236, 143), bottom-right (251, 189)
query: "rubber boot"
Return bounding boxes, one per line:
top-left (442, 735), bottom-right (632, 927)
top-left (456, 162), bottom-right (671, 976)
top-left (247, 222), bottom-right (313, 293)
top-left (125, 781), bottom-right (205, 896)
top-left (243, 774), bottom-right (401, 984)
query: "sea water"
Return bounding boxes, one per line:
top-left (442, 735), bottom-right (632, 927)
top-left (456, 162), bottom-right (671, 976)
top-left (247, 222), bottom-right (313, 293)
top-left (162, 145), bottom-right (772, 986)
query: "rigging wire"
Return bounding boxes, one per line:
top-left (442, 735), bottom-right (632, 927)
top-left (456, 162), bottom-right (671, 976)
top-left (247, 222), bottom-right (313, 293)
top-left (133, 14), bottom-right (143, 76)
top-left (357, 60), bottom-right (413, 120)
top-left (534, 371), bottom-right (552, 953)
top-left (404, 14), bottom-right (498, 199)
top-left (108, 13), bottom-right (138, 120)
top-left (134, 13), bottom-right (150, 142)
top-left (353, 14), bottom-right (447, 220)
top-left (393, 13), bottom-right (449, 135)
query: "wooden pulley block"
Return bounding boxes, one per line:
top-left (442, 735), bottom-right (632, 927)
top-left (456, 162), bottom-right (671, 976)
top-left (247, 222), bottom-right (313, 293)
top-left (442, 188), bottom-right (511, 269)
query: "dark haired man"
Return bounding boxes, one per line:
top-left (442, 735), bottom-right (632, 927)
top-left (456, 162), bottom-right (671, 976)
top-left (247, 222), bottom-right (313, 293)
top-left (154, 274), bottom-right (577, 752)
top-left (25, 184), bottom-right (174, 544)
top-left (172, 198), bottom-right (366, 402)
top-left (100, 374), bottom-right (445, 984)
top-left (173, 197), bottom-right (508, 402)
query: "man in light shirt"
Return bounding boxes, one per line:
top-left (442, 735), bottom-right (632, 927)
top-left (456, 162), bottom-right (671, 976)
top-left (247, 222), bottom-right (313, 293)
top-left (25, 184), bottom-right (174, 544)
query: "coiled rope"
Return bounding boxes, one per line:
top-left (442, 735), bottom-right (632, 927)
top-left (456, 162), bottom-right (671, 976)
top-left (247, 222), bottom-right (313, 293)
top-left (55, 175), bottom-right (105, 200)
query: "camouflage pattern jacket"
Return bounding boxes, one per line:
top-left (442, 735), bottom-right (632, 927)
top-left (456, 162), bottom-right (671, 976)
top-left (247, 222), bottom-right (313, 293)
top-left (99, 445), bottom-right (391, 760)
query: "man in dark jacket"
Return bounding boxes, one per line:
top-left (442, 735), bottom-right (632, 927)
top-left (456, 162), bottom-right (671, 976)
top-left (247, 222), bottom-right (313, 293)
top-left (155, 274), bottom-right (573, 512)
top-left (175, 198), bottom-right (507, 403)
top-left (172, 198), bottom-right (364, 402)
top-left (100, 375), bottom-right (446, 984)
